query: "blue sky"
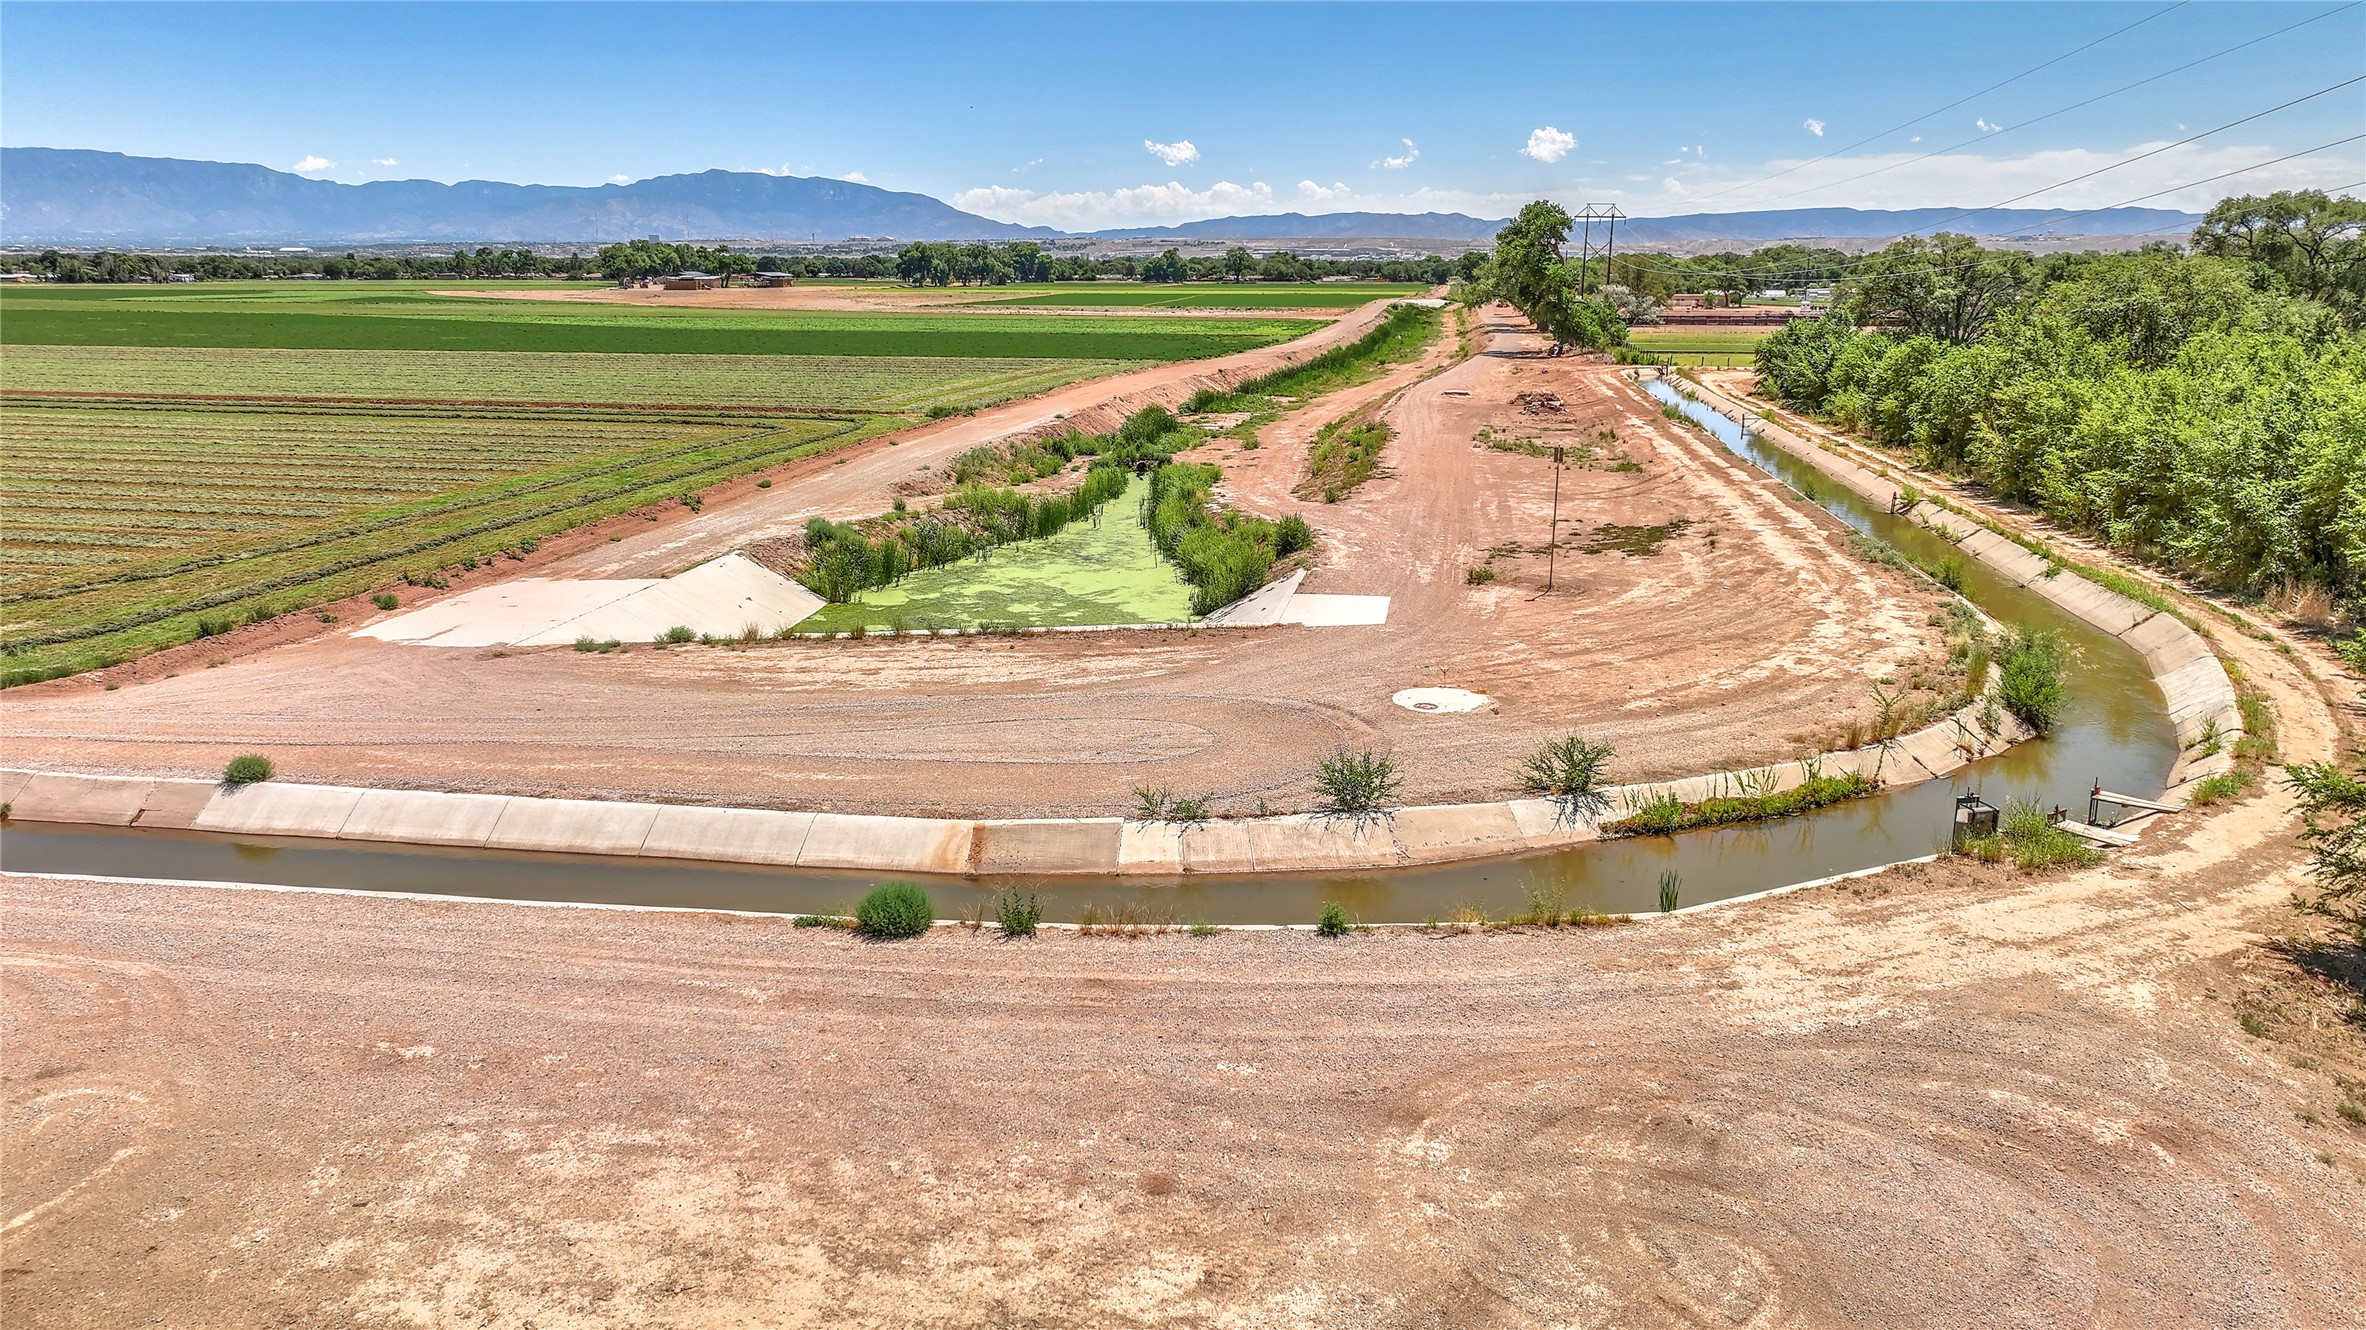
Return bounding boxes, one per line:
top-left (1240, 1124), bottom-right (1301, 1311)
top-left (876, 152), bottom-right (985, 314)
top-left (4, 1), bottom-right (2360, 225)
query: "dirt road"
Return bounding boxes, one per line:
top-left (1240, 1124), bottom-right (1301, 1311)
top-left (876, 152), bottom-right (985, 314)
top-left (0, 309), bottom-right (1946, 817)
top-left (7, 784), bottom-right (2360, 1327)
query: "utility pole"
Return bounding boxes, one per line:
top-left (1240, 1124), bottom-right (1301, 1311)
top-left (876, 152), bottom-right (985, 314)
top-left (1546, 445), bottom-right (1565, 591)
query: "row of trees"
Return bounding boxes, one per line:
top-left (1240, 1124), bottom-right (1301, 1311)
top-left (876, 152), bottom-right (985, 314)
top-left (11, 246), bottom-right (594, 282)
top-left (1753, 196), bottom-right (2366, 605)
top-left (884, 240), bottom-right (1481, 287)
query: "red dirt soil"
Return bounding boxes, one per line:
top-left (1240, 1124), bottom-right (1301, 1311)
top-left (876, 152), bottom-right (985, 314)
top-left (1, 306), bottom-right (1948, 817)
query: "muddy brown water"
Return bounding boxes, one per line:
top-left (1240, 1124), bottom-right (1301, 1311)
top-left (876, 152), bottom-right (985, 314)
top-left (0, 381), bottom-right (2177, 924)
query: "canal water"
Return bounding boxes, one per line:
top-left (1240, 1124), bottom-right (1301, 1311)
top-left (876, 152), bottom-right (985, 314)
top-left (1, 379), bottom-right (2178, 924)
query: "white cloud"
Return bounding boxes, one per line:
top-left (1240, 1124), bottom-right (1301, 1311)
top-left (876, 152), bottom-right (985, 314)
top-left (951, 179), bottom-right (1278, 230)
top-left (1522, 126), bottom-right (1575, 163)
top-left (1014, 158), bottom-right (1043, 173)
top-left (840, 170), bottom-right (870, 183)
top-left (1144, 138), bottom-right (1200, 167)
top-left (292, 155), bottom-right (335, 173)
top-left (1298, 180), bottom-right (1356, 205)
top-left (1975, 119), bottom-right (2004, 134)
top-left (1373, 138), bottom-right (1419, 170)
top-left (371, 157), bottom-right (398, 167)
top-left (1663, 177), bottom-right (1688, 196)
top-left (1802, 119), bottom-right (1825, 138)
top-left (1909, 136), bottom-right (1922, 144)
top-left (606, 174), bottom-right (631, 186)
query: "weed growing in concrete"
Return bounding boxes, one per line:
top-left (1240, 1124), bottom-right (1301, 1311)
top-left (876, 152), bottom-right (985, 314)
top-left (994, 889), bottom-right (1041, 937)
top-left (1315, 900), bottom-right (1353, 936)
top-left (221, 754), bottom-right (273, 786)
top-left (657, 625), bottom-right (697, 645)
top-left (856, 882), bottom-right (935, 939)
top-left (1605, 774), bottom-right (1876, 838)
top-left (1314, 748), bottom-right (1402, 825)
top-left (1522, 734), bottom-right (1616, 825)
top-left (1186, 918), bottom-right (1220, 937)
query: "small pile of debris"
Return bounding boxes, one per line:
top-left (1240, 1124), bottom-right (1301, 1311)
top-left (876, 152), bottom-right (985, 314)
top-left (1513, 391), bottom-right (1566, 415)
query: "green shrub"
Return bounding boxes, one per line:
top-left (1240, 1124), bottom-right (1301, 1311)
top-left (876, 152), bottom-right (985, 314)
top-left (1657, 870), bottom-right (1683, 914)
top-left (1603, 772), bottom-right (1875, 837)
top-left (2189, 769), bottom-right (2254, 805)
top-left (1466, 566), bottom-right (1496, 585)
top-left (855, 882), bottom-right (935, 939)
top-left (2339, 627), bottom-right (2366, 674)
top-left (372, 593), bottom-right (400, 611)
top-left (994, 889), bottom-right (1041, 937)
top-left (1315, 900), bottom-right (1353, 936)
top-left (658, 625), bottom-right (697, 644)
top-left (1997, 626), bottom-right (2068, 734)
top-left (1314, 748), bottom-right (1402, 823)
top-left (1958, 798), bottom-right (2102, 870)
top-left (221, 754), bottom-right (274, 785)
top-left (1521, 734), bottom-right (1616, 822)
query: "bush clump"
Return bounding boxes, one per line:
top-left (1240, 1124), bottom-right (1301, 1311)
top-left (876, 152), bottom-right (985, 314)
top-left (1955, 798), bottom-right (2103, 871)
top-left (372, 593), bottom-right (400, 611)
top-left (1522, 734), bottom-right (1616, 823)
top-left (1315, 900), bottom-right (1353, 936)
top-left (1314, 747), bottom-right (1402, 825)
top-left (994, 889), bottom-right (1041, 937)
top-left (1997, 626), bottom-right (2069, 734)
top-left (221, 754), bottom-right (274, 786)
top-left (855, 882), bottom-right (936, 939)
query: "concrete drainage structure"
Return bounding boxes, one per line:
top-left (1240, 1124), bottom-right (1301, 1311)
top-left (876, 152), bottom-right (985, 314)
top-left (1392, 687), bottom-right (1489, 713)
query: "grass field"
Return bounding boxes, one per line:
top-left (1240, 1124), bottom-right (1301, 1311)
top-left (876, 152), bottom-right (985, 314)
top-left (794, 478), bottom-right (1195, 632)
top-left (1, 281), bottom-right (1315, 681)
top-left (1623, 325), bottom-right (1771, 367)
top-left (0, 284), bottom-right (1318, 361)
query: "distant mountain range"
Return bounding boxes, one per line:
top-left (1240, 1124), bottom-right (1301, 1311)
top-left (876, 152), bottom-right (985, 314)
top-left (0, 148), bottom-right (2203, 248)
top-left (0, 148), bottom-right (1056, 244)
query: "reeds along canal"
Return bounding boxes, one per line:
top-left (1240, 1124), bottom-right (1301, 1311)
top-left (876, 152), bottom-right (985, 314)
top-left (1, 381), bottom-right (2179, 926)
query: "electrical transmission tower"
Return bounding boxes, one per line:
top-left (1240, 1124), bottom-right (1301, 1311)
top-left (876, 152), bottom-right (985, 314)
top-left (1572, 204), bottom-right (1624, 294)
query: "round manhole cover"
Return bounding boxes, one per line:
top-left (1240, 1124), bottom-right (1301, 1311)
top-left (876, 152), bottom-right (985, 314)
top-left (1391, 687), bottom-right (1489, 714)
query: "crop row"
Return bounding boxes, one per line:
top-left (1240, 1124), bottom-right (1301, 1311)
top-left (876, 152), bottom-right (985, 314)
top-left (3, 346), bottom-right (1135, 412)
top-left (3, 416), bottom-right (875, 683)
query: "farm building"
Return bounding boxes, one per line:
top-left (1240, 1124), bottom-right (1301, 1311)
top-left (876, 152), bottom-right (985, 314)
top-left (664, 271), bottom-right (723, 291)
top-left (753, 271), bottom-right (797, 288)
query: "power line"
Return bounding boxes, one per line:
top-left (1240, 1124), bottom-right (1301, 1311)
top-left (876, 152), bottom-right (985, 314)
top-left (1899, 73), bottom-right (2366, 235)
top-left (1686, 1), bottom-right (2190, 207)
top-left (1746, 3), bottom-right (2361, 211)
top-left (1596, 140), bottom-right (2364, 287)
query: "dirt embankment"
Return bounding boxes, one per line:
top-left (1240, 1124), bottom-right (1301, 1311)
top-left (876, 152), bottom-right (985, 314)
top-left (1, 307), bottom-right (1948, 817)
top-left (7, 762), bottom-right (2361, 1329)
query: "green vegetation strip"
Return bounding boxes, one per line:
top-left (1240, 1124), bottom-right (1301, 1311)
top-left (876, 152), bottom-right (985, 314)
top-left (1604, 771), bottom-right (1879, 837)
top-left (989, 285), bottom-right (1425, 310)
top-left (795, 476), bottom-right (1195, 632)
top-left (1, 301), bottom-right (1316, 362)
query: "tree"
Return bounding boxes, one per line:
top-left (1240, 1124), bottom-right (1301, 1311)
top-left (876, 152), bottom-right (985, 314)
top-left (2192, 190), bottom-right (2366, 328)
top-left (1487, 200), bottom-right (1627, 352)
top-left (1221, 246), bottom-right (1256, 282)
top-left (713, 249), bottom-right (757, 286)
top-left (1141, 248), bottom-right (1191, 283)
top-left (1846, 233), bottom-right (2032, 346)
top-left (894, 242), bottom-right (954, 286)
top-left (2287, 760), bottom-right (2366, 950)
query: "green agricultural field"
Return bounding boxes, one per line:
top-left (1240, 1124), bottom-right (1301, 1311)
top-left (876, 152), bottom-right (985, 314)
top-left (3, 344), bottom-right (1133, 414)
top-left (985, 283), bottom-right (1428, 310)
top-left (795, 478), bottom-right (1195, 632)
top-left (0, 284), bottom-right (1318, 361)
top-left (1625, 327), bottom-right (1775, 351)
top-left (0, 280), bottom-right (1323, 681)
top-left (0, 402), bottom-right (859, 682)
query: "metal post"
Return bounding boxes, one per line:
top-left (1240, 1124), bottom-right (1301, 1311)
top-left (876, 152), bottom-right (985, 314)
top-left (1546, 445), bottom-right (1565, 591)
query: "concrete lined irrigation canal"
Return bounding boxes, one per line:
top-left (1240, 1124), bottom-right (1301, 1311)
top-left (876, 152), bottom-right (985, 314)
top-left (2, 380), bottom-right (2180, 924)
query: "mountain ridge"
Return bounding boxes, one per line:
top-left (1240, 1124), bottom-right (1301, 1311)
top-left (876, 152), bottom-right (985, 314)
top-left (0, 147), bottom-right (2204, 247)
